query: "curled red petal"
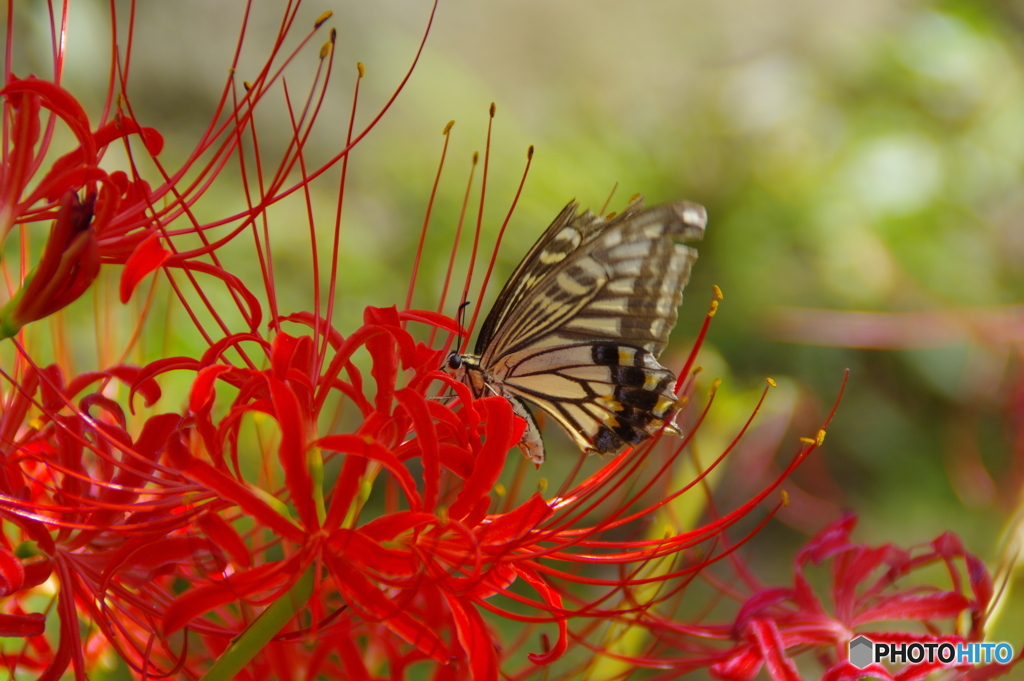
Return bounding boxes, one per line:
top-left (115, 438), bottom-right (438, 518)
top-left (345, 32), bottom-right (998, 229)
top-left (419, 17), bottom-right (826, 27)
top-left (267, 377), bottom-right (315, 530)
top-left (0, 612), bottom-right (46, 638)
top-left (178, 457), bottom-right (305, 544)
top-left (444, 593), bottom-right (499, 681)
top-left (164, 559), bottom-right (298, 635)
top-left (0, 546), bottom-right (26, 596)
top-left (398, 308), bottom-right (463, 335)
top-left (197, 511), bottom-right (252, 569)
top-left (395, 388), bottom-right (440, 511)
top-left (747, 619), bottom-right (802, 681)
top-left (711, 645), bottom-right (763, 681)
top-left (448, 396), bottom-right (515, 521)
top-left (326, 555), bottom-right (449, 663)
top-left (0, 77), bottom-right (96, 163)
top-left (796, 513), bottom-right (858, 567)
top-left (476, 493), bottom-right (553, 546)
top-left (119, 232), bottom-right (171, 303)
top-left (853, 592), bottom-right (970, 626)
top-left (189, 364), bottom-right (233, 413)
top-left (516, 565), bottom-right (568, 665)
top-left (318, 434), bottom-right (422, 515)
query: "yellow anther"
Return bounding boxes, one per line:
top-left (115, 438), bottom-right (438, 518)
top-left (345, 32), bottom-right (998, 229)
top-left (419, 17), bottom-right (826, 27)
top-left (799, 437), bottom-right (815, 445)
top-left (493, 483), bottom-right (506, 498)
top-left (713, 284), bottom-right (723, 300)
top-left (537, 478), bottom-right (549, 494)
top-left (766, 377), bottom-right (777, 387)
top-left (781, 490), bottom-right (790, 507)
top-left (708, 299), bottom-right (718, 316)
top-left (319, 41), bottom-right (331, 59)
top-left (356, 62), bottom-right (365, 77)
top-left (443, 120), bottom-right (455, 135)
top-left (816, 429), bottom-right (826, 446)
top-left (315, 10), bottom-right (333, 28)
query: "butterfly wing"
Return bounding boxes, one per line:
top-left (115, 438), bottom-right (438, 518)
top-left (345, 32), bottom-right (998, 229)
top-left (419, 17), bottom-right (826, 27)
top-left (470, 197), bottom-right (707, 457)
top-left (473, 199), bottom-right (652, 354)
top-left (492, 342), bottom-right (682, 455)
top-left (480, 198), bottom-right (706, 363)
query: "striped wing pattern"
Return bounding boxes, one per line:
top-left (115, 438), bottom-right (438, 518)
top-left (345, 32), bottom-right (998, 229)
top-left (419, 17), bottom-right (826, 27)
top-left (448, 196), bottom-right (706, 464)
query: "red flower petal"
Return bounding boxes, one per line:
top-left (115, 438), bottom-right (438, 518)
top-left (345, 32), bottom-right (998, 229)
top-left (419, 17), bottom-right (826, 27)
top-left (0, 612), bottom-right (46, 638)
top-left (119, 232), bottom-right (171, 303)
top-left (444, 592), bottom-right (499, 681)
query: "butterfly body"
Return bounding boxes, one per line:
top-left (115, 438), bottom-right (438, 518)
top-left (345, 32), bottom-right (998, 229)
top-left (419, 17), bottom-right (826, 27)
top-left (446, 196), bottom-right (706, 465)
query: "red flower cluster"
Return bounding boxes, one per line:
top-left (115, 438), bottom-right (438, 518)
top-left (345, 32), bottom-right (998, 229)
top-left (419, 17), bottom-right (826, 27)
top-left (0, 3), bottom-right (1016, 681)
top-left (709, 515), bottom-right (1007, 681)
top-left (0, 76), bottom-right (163, 337)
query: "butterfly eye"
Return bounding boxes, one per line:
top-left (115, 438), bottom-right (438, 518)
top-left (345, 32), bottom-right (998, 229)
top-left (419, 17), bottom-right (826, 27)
top-left (445, 353), bottom-right (462, 371)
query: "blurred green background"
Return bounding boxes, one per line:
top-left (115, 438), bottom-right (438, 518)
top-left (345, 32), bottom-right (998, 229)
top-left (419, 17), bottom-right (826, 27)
top-left (11, 0), bottom-right (1024, 672)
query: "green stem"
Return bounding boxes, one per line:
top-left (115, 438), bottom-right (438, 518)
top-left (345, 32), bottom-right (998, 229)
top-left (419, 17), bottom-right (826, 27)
top-left (199, 564), bottom-right (315, 681)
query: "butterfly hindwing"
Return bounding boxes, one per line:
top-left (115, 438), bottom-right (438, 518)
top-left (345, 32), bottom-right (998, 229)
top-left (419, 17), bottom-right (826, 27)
top-left (495, 343), bottom-right (680, 455)
top-left (448, 196), bottom-right (706, 464)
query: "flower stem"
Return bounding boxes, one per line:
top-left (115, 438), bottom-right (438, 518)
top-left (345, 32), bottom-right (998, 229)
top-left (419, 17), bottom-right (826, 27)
top-left (200, 565), bottom-right (316, 681)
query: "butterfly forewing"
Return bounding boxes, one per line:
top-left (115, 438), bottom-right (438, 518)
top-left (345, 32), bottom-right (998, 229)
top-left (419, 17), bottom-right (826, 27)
top-left (449, 196), bottom-right (706, 464)
top-left (473, 200), bottom-right (643, 354)
top-left (479, 199), bottom-right (704, 362)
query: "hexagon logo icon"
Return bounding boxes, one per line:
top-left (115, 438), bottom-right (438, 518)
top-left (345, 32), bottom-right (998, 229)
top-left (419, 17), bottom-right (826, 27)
top-left (849, 635), bottom-right (874, 669)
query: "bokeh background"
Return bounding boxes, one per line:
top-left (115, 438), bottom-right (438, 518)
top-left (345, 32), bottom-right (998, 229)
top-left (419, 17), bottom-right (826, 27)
top-left (10, 0), bottom-right (1024, 673)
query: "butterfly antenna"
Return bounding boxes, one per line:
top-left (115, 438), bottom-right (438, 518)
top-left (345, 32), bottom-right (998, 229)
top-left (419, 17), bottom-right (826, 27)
top-left (456, 300), bottom-right (472, 353)
top-left (599, 181), bottom-right (619, 215)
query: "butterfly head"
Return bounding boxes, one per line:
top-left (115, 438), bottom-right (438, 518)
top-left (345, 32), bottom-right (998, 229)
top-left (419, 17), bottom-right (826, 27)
top-left (443, 351), bottom-right (465, 378)
top-left (443, 351), bottom-right (489, 397)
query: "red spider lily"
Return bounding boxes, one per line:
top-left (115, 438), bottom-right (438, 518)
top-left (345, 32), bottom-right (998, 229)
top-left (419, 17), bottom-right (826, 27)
top-left (0, 355), bottom-right (198, 680)
top-left (5, 3), bottom-right (1012, 681)
top-left (0, 3), bottom-right (832, 678)
top-left (129, 302), bottom-right (765, 680)
top-left (625, 513), bottom-right (1015, 681)
top-left (0, 289), bottom-right (806, 681)
top-left (0, 75), bottom-right (164, 337)
top-left (0, 544), bottom-right (50, 672)
top-left (1, 0), bottom-right (427, 343)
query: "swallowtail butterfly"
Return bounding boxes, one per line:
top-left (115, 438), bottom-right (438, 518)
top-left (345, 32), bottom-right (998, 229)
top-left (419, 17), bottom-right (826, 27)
top-left (445, 195), bottom-right (706, 465)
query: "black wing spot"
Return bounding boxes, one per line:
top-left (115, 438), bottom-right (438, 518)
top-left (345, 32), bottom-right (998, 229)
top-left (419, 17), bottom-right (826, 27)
top-left (620, 405), bottom-right (656, 428)
top-left (616, 385), bottom-right (659, 411)
top-left (613, 421), bottom-right (646, 446)
top-left (593, 425), bottom-right (625, 453)
top-left (614, 365), bottom-right (646, 387)
top-left (592, 344), bottom-right (620, 365)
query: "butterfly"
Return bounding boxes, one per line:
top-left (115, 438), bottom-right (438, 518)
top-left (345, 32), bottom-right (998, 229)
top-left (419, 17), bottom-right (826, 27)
top-left (444, 195), bottom-right (706, 465)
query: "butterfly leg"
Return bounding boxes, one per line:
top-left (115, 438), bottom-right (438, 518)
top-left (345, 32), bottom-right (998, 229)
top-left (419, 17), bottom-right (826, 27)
top-left (507, 395), bottom-right (545, 466)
